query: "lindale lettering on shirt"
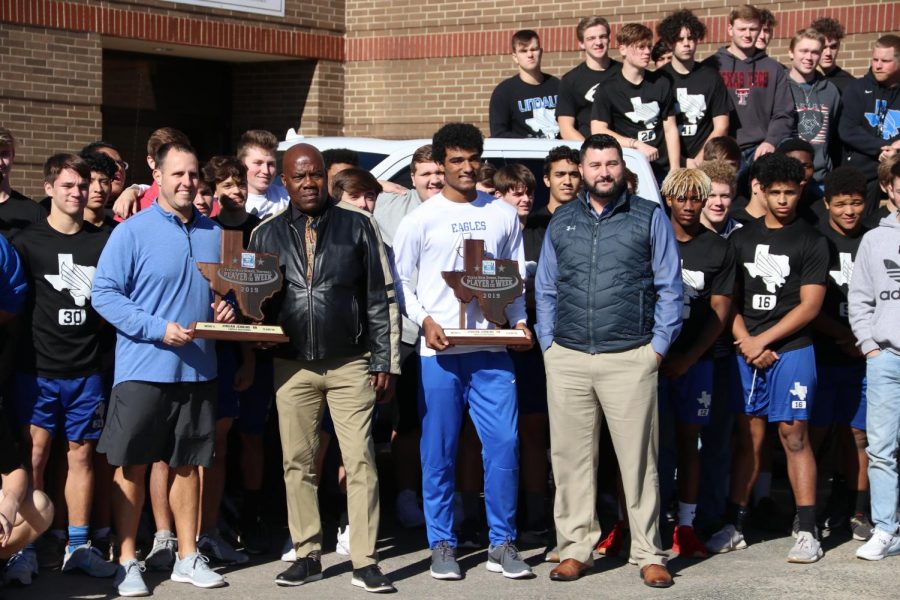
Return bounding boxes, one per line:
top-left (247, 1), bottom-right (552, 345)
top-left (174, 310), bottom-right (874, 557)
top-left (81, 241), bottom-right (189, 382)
top-left (451, 221), bottom-right (488, 234)
top-left (517, 96), bottom-right (557, 113)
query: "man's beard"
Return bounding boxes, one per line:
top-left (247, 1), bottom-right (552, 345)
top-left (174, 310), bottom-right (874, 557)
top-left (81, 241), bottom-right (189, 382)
top-left (585, 177), bottom-right (625, 200)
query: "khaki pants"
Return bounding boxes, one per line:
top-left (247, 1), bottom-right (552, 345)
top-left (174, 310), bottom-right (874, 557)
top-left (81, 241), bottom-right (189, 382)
top-left (545, 342), bottom-right (666, 567)
top-left (274, 355), bottom-right (379, 568)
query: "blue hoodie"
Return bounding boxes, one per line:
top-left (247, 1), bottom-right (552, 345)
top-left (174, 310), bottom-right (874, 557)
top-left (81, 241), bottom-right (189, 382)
top-left (92, 201), bottom-right (221, 386)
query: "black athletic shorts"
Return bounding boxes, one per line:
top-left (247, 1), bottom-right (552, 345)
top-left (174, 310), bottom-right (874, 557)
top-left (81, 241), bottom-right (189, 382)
top-left (98, 380), bottom-right (217, 468)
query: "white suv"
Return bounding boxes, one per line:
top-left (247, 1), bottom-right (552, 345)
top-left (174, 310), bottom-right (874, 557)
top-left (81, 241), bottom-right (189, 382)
top-left (279, 131), bottom-right (662, 207)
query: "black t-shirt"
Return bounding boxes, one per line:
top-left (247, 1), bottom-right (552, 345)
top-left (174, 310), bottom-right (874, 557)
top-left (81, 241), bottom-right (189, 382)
top-left (670, 227), bottom-right (736, 358)
top-left (522, 205), bottom-right (553, 326)
top-left (591, 70), bottom-right (675, 176)
top-left (730, 218), bottom-right (828, 353)
top-left (814, 221), bottom-right (867, 365)
top-left (488, 74), bottom-right (561, 139)
top-left (11, 221), bottom-right (111, 377)
top-left (824, 66), bottom-right (856, 95)
top-left (556, 61), bottom-right (622, 138)
top-left (0, 191), bottom-right (45, 239)
top-left (0, 405), bottom-right (23, 475)
top-left (661, 63), bottom-right (731, 160)
top-left (214, 213), bottom-right (262, 248)
top-left (863, 205), bottom-right (892, 229)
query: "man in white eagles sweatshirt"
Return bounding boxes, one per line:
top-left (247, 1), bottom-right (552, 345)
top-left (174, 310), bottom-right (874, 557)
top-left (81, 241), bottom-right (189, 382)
top-left (393, 123), bottom-right (534, 582)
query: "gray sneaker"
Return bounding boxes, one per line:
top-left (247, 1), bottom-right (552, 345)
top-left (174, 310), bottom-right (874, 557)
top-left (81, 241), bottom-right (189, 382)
top-left (486, 542), bottom-right (533, 579)
top-left (62, 544), bottom-right (119, 577)
top-left (171, 552), bottom-right (226, 588)
top-left (2, 548), bottom-right (38, 585)
top-left (114, 560), bottom-right (149, 597)
top-left (144, 531), bottom-right (177, 572)
top-left (787, 531), bottom-right (823, 563)
top-left (430, 541), bottom-right (462, 580)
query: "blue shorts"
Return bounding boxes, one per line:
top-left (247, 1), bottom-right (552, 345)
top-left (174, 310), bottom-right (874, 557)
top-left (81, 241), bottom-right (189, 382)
top-left (11, 372), bottom-right (106, 441)
top-left (811, 363), bottom-right (866, 430)
top-left (511, 346), bottom-right (547, 415)
top-left (734, 346), bottom-right (816, 422)
top-left (659, 359), bottom-right (714, 425)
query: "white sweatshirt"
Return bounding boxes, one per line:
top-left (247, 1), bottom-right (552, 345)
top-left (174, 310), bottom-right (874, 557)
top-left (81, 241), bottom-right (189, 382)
top-left (393, 191), bottom-right (527, 356)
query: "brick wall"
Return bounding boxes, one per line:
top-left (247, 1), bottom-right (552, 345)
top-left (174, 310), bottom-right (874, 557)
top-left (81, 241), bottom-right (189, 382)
top-left (0, 24), bottom-right (102, 200)
top-left (343, 1), bottom-right (897, 138)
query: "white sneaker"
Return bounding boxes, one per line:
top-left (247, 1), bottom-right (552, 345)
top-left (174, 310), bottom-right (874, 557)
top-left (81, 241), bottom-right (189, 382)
top-left (198, 531), bottom-right (249, 565)
top-left (396, 489), bottom-right (426, 528)
top-left (856, 528), bottom-right (900, 561)
top-left (280, 536), bottom-right (296, 562)
top-left (706, 524), bottom-right (747, 553)
top-left (336, 525), bottom-right (351, 556)
top-left (787, 531), bottom-right (823, 563)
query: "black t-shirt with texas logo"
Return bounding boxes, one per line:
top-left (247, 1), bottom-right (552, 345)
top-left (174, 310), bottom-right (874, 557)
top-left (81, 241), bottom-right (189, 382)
top-left (11, 220), bottom-right (110, 378)
top-left (730, 217), bottom-right (829, 353)
top-left (814, 221), bottom-right (868, 365)
top-left (669, 227), bottom-right (736, 358)
top-left (660, 63), bottom-right (732, 160)
top-left (556, 60), bottom-right (623, 138)
top-left (591, 70), bottom-right (675, 177)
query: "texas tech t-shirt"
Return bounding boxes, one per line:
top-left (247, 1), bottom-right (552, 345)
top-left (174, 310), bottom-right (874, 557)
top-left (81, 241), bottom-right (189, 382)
top-left (814, 222), bottom-right (867, 365)
top-left (730, 218), bottom-right (828, 353)
top-left (661, 63), bottom-right (731, 160)
top-left (12, 221), bottom-right (111, 377)
top-left (557, 60), bottom-right (622, 138)
top-left (591, 70), bottom-right (674, 175)
top-left (670, 227), bottom-right (736, 358)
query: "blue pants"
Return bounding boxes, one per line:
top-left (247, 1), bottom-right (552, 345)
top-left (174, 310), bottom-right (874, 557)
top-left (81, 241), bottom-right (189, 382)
top-left (865, 351), bottom-right (900, 534)
top-left (419, 351), bottom-right (519, 548)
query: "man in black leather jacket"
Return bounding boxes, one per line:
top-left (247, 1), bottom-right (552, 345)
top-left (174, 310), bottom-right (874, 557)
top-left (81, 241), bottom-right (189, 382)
top-left (249, 143), bottom-right (400, 593)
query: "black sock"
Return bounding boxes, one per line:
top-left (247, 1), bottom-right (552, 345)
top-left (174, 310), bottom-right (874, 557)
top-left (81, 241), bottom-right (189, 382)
top-left (855, 490), bottom-right (870, 516)
top-left (797, 505), bottom-right (816, 533)
top-left (726, 502), bottom-right (749, 532)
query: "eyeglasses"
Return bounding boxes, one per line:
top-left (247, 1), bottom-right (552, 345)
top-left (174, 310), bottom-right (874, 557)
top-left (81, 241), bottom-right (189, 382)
top-left (116, 160), bottom-right (129, 171)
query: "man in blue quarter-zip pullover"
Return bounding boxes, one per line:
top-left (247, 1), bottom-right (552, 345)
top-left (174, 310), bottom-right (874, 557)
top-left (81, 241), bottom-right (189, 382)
top-left (92, 142), bottom-right (235, 596)
top-left (535, 134), bottom-right (682, 588)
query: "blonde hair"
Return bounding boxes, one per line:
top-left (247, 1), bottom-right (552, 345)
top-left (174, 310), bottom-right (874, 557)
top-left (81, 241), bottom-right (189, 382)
top-left (661, 168), bottom-right (712, 201)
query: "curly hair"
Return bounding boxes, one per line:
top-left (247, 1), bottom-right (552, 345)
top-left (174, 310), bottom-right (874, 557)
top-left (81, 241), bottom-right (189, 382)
top-left (699, 160), bottom-right (737, 193)
top-left (543, 145), bottom-right (580, 176)
top-left (810, 17), bottom-right (845, 42)
top-left (432, 123), bottom-right (484, 164)
top-left (756, 153), bottom-right (804, 188)
top-left (824, 166), bottom-right (867, 202)
top-left (201, 155), bottom-right (247, 189)
top-left (661, 168), bottom-right (712, 201)
top-left (79, 151), bottom-right (118, 179)
top-left (657, 9), bottom-right (707, 46)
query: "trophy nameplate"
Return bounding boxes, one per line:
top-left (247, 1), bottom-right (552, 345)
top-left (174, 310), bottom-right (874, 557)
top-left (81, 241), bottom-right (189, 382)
top-left (194, 229), bottom-right (290, 343)
top-left (441, 238), bottom-right (530, 347)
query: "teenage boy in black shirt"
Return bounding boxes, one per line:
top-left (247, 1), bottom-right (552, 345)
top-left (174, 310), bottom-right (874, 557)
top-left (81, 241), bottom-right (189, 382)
top-left (658, 169), bottom-right (735, 558)
top-left (657, 10), bottom-right (730, 167)
top-left (557, 17), bottom-right (622, 140)
top-left (809, 166), bottom-right (873, 541)
top-left (80, 152), bottom-right (119, 232)
top-left (707, 153), bottom-right (828, 563)
top-left (489, 30), bottom-right (560, 139)
top-left (0, 127), bottom-right (44, 239)
top-left (9, 154), bottom-right (115, 581)
top-left (591, 23), bottom-right (679, 181)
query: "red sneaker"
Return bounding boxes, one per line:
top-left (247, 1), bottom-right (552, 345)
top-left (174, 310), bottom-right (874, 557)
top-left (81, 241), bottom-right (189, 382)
top-left (672, 525), bottom-right (709, 558)
top-left (595, 520), bottom-right (627, 556)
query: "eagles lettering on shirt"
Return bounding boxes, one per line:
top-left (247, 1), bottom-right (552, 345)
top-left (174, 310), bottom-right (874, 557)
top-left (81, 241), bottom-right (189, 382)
top-left (669, 227), bottom-right (736, 359)
top-left (661, 63), bottom-right (731, 160)
top-left (11, 220), bottom-right (111, 378)
top-left (591, 70), bottom-right (674, 176)
top-left (814, 221), bottom-right (867, 365)
top-left (556, 61), bottom-right (623, 138)
top-left (489, 74), bottom-right (561, 139)
top-left (730, 218), bottom-right (828, 353)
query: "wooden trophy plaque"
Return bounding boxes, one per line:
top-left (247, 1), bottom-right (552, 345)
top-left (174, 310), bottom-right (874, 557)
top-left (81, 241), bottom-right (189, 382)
top-left (440, 238), bottom-right (530, 347)
top-left (193, 229), bottom-right (290, 343)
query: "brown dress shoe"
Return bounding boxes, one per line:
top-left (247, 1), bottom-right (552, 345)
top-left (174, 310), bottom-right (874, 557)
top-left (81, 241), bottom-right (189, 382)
top-left (549, 558), bottom-right (590, 581)
top-left (640, 564), bottom-right (673, 588)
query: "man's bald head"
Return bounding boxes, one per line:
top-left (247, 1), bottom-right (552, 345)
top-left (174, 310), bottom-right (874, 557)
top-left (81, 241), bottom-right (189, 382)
top-left (281, 143), bottom-right (328, 214)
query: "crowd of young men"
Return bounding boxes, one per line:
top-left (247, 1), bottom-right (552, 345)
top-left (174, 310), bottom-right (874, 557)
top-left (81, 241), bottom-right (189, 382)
top-left (0, 3), bottom-right (899, 597)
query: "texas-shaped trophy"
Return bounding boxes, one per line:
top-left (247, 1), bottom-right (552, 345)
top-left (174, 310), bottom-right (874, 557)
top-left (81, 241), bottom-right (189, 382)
top-left (440, 238), bottom-right (530, 347)
top-left (193, 229), bottom-right (289, 342)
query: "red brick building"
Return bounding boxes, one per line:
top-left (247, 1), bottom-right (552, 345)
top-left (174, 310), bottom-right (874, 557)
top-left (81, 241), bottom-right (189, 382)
top-left (1, 0), bottom-right (896, 197)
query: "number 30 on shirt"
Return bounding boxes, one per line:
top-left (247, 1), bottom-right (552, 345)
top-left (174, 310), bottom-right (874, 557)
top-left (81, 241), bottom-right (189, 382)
top-left (59, 308), bottom-right (87, 326)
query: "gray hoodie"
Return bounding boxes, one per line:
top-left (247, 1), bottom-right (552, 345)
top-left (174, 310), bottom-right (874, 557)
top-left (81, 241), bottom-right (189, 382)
top-left (787, 74), bottom-right (841, 183)
top-left (849, 213), bottom-right (900, 354)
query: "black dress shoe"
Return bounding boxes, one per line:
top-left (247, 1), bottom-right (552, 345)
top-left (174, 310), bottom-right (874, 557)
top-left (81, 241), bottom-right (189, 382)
top-left (351, 564), bottom-right (396, 593)
top-left (275, 554), bottom-right (323, 586)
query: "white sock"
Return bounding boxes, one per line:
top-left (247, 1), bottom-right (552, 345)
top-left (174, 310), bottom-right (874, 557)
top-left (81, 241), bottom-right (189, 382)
top-left (678, 502), bottom-right (697, 527)
top-left (753, 472), bottom-right (772, 502)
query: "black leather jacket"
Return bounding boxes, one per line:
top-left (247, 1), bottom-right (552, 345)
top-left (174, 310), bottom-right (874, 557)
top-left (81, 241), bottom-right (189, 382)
top-left (248, 201), bottom-right (400, 374)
